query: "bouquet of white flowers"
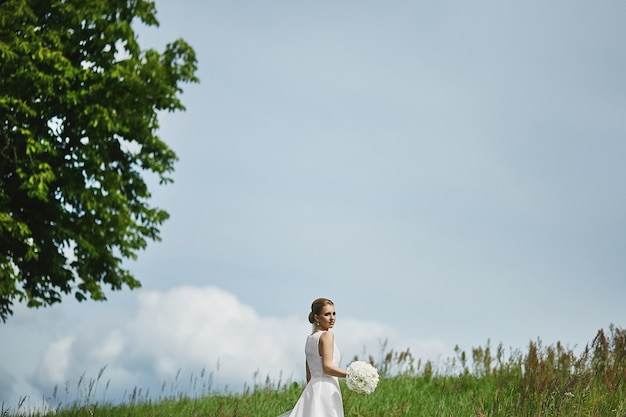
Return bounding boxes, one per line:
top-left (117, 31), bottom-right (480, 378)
top-left (346, 361), bottom-right (379, 394)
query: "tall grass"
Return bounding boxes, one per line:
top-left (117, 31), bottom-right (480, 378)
top-left (4, 325), bottom-right (625, 417)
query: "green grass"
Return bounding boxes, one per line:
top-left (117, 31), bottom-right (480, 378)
top-left (5, 325), bottom-right (626, 417)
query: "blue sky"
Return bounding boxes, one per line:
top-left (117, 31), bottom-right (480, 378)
top-left (1, 0), bottom-right (625, 410)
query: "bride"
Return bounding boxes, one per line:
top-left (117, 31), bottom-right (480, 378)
top-left (278, 298), bottom-right (347, 417)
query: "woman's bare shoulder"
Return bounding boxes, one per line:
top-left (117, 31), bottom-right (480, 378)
top-left (320, 330), bottom-right (335, 341)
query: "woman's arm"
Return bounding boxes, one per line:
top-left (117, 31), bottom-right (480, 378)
top-left (319, 331), bottom-right (347, 378)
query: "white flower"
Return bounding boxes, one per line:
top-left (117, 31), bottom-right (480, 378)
top-left (346, 361), bottom-right (379, 394)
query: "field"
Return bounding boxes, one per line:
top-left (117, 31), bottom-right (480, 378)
top-left (5, 325), bottom-right (625, 417)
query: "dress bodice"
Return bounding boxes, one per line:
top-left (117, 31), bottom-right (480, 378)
top-left (306, 331), bottom-right (341, 379)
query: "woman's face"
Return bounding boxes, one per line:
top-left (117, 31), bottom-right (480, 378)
top-left (315, 304), bottom-right (336, 331)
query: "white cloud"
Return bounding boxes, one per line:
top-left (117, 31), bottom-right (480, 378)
top-left (4, 286), bottom-right (450, 408)
top-left (35, 336), bottom-right (75, 387)
top-left (119, 286), bottom-right (306, 387)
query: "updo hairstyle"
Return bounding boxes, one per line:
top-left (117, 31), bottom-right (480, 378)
top-left (308, 298), bottom-right (334, 324)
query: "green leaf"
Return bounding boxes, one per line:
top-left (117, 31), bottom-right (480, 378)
top-left (0, 0), bottom-right (198, 322)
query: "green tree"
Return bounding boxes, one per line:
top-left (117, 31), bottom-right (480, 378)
top-left (0, 0), bottom-right (198, 321)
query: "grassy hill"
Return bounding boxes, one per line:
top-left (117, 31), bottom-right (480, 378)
top-left (6, 325), bottom-right (625, 417)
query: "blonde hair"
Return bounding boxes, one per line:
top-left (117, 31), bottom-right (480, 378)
top-left (308, 298), bottom-right (334, 324)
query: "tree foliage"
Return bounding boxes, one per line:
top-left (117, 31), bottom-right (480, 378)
top-left (0, 0), bottom-right (198, 321)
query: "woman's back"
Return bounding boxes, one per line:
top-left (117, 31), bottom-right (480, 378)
top-left (306, 331), bottom-right (341, 379)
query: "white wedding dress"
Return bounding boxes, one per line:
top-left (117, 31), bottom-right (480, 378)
top-left (278, 330), bottom-right (344, 417)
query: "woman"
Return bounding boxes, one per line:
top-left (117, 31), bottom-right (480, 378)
top-left (278, 298), bottom-right (347, 417)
